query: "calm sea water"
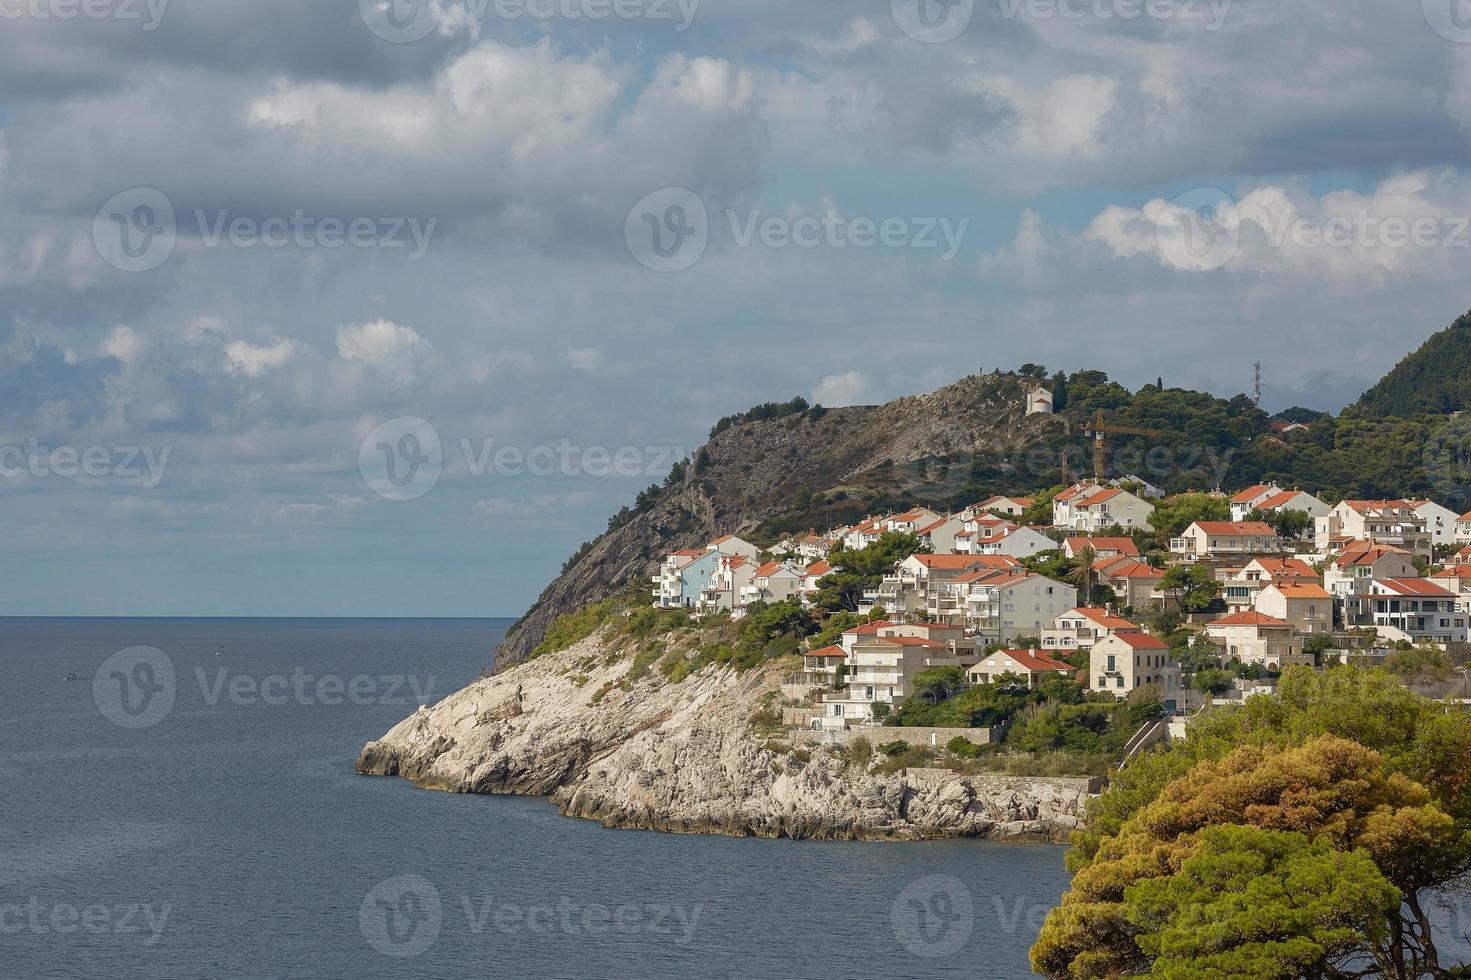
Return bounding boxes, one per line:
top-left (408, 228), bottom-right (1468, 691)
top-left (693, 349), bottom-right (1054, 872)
top-left (0, 618), bottom-right (1070, 979)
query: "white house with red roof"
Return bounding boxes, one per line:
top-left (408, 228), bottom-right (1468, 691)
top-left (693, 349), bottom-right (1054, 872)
top-left (1170, 521), bottom-right (1283, 559)
top-left (967, 525), bottom-right (1055, 559)
top-left (969, 495), bottom-right (1035, 518)
top-left (1094, 556), bottom-right (1166, 609)
top-left (1323, 543), bottom-right (1418, 625)
top-left (1456, 511), bottom-right (1471, 545)
top-left (1053, 484), bottom-right (1154, 532)
top-left (967, 648), bottom-right (1074, 688)
top-left (1205, 611), bottom-right (1304, 668)
top-left (1254, 583), bottom-right (1334, 635)
top-left (1315, 500), bottom-right (1431, 557)
top-left (928, 570), bottom-right (1076, 641)
top-left (1229, 484), bottom-right (1283, 522)
top-left (1408, 499), bottom-right (1460, 547)
top-left (1088, 633), bottom-right (1182, 705)
top-left (739, 561), bottom-right (805, 607)
top-left (1040, 607), bottom-right (1142, 651)
top-left (818, 624), bottom-right (979, 729)
top-left (651, 547), bottom-right (722, 608)
top-left (699, 553), bottom-right (757, 612)
top-left (1221, 557), bottom-right (1319, 611)
top-left (1063, 536), bottom-right (1139, 561)
top-left (1253, 489), bottom-right (1329, 522)
top-left (1366, 578), bottom-right (1468, 644)
top-left (801, 559), bottom-right (833, 597)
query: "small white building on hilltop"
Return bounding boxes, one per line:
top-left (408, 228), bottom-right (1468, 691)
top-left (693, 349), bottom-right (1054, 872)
top-left (1024, 387), bottom-right (1054, 416)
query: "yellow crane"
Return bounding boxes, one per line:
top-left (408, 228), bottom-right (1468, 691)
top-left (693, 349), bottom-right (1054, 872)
top-left (1083, 410), bottom-right (1163, 482)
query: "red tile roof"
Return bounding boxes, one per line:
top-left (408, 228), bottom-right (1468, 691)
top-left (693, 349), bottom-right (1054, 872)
top-left (1069, 608), bottom-right (1140, 629)
top-left (1192, 521), bottom-right (1277, 536)
top-left (994, 649), bottom-right (1074, 672)
top-left (1209, 611), bottom-right (1293, 627)
top-left (1376, 578), bottom-right (1454, 597)
top-left (1230, 484), bottom-right (1276, 503)
top-left (1106, 632), bottom-right (1169, 650)
top-left (805, 645), bottom-right (847, 659)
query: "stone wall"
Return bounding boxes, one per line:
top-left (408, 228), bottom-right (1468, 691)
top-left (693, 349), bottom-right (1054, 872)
top-left (792, 724), bottom-right (1008, 749)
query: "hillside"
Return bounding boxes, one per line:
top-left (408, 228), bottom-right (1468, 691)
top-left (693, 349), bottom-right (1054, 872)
top-left (492, 360), bottom-right (1471, 671)
top-left (1356, 307), bottom-right (1471, 416)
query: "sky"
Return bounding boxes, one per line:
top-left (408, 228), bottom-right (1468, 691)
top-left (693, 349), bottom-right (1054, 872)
top-left (5, 0), bottom-right (1471, 616)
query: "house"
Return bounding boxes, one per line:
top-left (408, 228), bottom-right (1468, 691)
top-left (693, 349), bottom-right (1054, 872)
top-left (1315, 500), bottom-right (1431, 557)
top-left (1170, 521), bottom-right (1282, 559)
top-left (1229, 484), bottom-right (1283, 522)
top-left (1088, 633), bottom-right (1183, 707)
top-left (709, 534), bottom-right (761, 562)
top-left (1205, 611), bottom-right (1305, 669)
top-left (1054, 486), bottom-right (1155, 533)
top-left (1366, 579), bottom-right (1469, 645)
top-left (801, 559), bottom-right (833, 596)
top-left (1063, 536), bottom-right (1139, 561)
top-left (1254, 583), bottom-right (1334, 635)
top-left (1220, 557), bottom-right (1319, 611)
top-left (783, 644), bottom-right (848, 694)
top-left (970, 525), bottom-right (1055, 559)
top-left (970, 495), bottom-right (1035, 518)
top-left (651, 548), bottom-right (720, 608)
top-left (1094, 557), bottom-right (1166, 609)
top-left (1429, 565), bottom-right (1471, 610)
top-left (740, 561), bottom-right (804, 606)
top-left (1410, 500), bottom-right (1460, 547)
top-left (842, 517), bottom-right (886, 551)
top-left (1252, 489), bottom-right (1330, 523)
top-left (1040, 608), bottom-right (1142, 651)
top-left (699, 554), bottom-right (756, 612)
top-left (925, 569), bottom-right (1076, 640)
top-left (777, 531), bottom-right (836, 562)
top-left (967, 648), bottom-right (1074, 688)
top-left (818, 624), bottom-right (978, 729)
top-left (1457, 511), bottom-right (1471, 545)
top-left (1024, 387), bottom-right (1054, 416)
top-left (1324, 543), bottom-right (1419, 625)
top-left (913, 514), bottom-right (967, 554)
top-left (1108, 475), bottom-right (1165, 500)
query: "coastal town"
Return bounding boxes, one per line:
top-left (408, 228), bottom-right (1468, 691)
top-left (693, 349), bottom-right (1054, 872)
top-left (650, 402), bottom-right (1471, 737)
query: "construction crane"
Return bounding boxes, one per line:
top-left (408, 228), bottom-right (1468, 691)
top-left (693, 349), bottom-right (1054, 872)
top-left (1083, 410), bottom-right (1163, 481)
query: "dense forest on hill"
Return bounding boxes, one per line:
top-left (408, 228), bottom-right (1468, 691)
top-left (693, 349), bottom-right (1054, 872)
top-left (1356, 307), bottom-right (1471, 416)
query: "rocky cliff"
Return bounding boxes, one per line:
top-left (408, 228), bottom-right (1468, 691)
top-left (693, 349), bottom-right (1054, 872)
top-left (360, 627), bottom-right (1092, 842)
top-left (494, 374), bottom-right (1069, 669)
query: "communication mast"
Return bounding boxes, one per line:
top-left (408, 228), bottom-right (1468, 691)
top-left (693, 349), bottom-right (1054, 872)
top-left (1252, 361), bottom-right (1263, 406)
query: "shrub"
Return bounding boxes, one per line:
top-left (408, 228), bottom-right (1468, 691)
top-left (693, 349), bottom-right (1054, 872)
top-left (849, 736), bottom-right (874, 765)
top-left (532, 600), bottom-right (620, 658)
top-left (878, 740), bottom-right (910, 756)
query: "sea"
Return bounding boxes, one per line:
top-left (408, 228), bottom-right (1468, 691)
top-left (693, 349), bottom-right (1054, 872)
top-left (0, 617), bottom-right (1071, 979)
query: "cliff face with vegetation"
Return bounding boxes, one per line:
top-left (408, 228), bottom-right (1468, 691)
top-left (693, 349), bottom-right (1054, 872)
top-left (360, 625), bottom-right (1094, 841)
top-left (494, 375), bottom-right (1071, 668)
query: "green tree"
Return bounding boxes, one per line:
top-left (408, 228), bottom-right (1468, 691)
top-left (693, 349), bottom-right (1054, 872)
top-left (1147, 492), bottom-right (1230, 542)
top-left (813, 531), bottom-right (927, 612)
top-left (1034, 667), bottom-right (1471, 979)
top-left (911, 665), bottom-right (967, 706)
top-left (1160, 563), bottom-right (1220, 612)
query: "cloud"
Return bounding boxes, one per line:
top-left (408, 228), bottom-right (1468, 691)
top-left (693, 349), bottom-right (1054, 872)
top-left (813, 371), bottom-right (872, 407)
top-left (335, 320), bottom-right (435, 385)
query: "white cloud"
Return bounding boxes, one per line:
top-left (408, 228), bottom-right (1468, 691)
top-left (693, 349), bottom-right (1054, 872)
top-left (225, 337), bottom-right (302, 378)
top-left (567, 348), bottom-right (604, 372)
top-left (813, 371), bottom-right (871, 407)
top-left (335, 320), bottom-right (434, 385)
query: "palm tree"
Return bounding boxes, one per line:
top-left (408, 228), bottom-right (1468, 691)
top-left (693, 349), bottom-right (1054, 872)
top-left (1067, 545), bottom-right (1098, 605)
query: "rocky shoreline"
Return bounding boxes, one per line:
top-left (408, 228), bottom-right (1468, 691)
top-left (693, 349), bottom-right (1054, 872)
top-left (357, 629), bottom-right (1094, 842)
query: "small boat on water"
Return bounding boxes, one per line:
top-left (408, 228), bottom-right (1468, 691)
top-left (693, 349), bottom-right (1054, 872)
top-left (215, 644), bottom-right (225, 657)
top-left (63, 672), bottom-right (79, 682)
